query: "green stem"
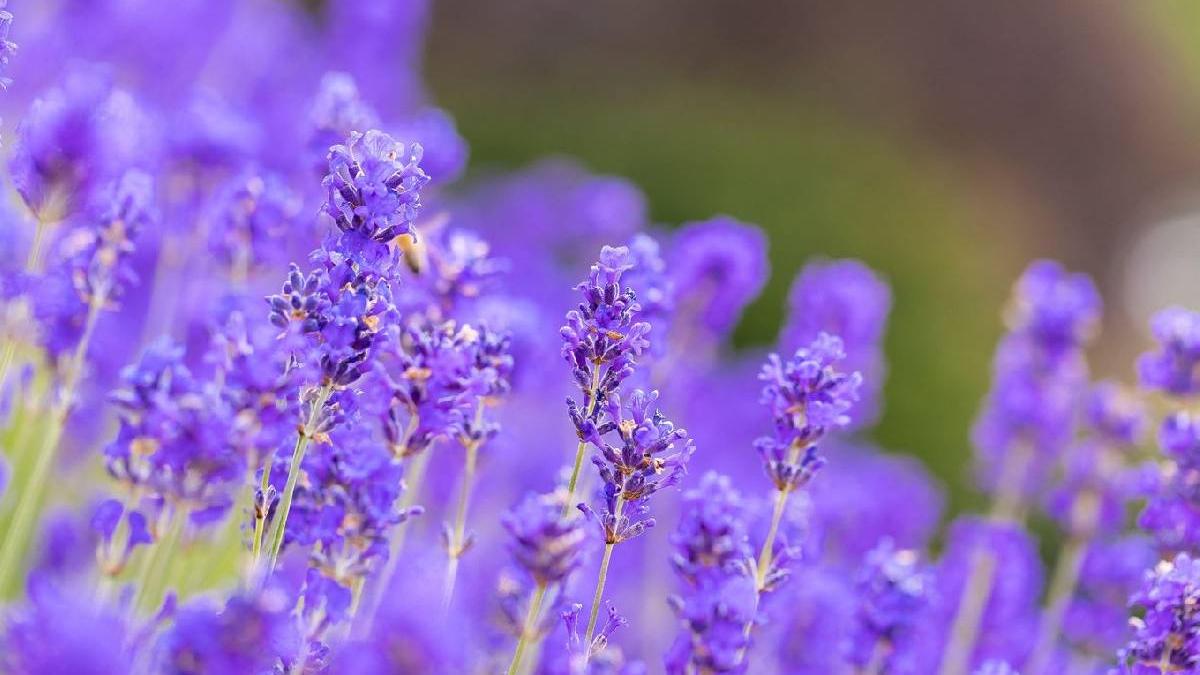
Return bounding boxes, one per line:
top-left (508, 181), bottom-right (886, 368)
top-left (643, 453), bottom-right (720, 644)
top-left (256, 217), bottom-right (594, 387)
top-left (265, 384), bottom-right (333, 573)
top-left (563, 366), bottom-right (603, 515)
top-left (134, 508), bottom-right (186, 610)
top-left (583, 495), bottom-right (624, 656)
top-left (443, 403), bottom-right (485, 608)
top-left (1026, 491), bottom-right (1098, 675)
top-left (0, 292), bottom-right (103, 597)
top-left (508, 582), bottom-right (548, 675)
top-left (357, 444), bottom-right (432, 636)
top-left (937, 443), bottom-right (1032, 675)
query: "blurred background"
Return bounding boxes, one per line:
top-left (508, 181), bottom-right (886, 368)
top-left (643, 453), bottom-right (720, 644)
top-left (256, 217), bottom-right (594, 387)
top-left (423, 0), bottom-right (1200, 516)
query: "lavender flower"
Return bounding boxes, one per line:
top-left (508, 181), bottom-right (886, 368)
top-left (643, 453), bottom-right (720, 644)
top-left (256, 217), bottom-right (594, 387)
top-left (1138, 411), bottom-right (1200, 552)
top-left (0, 4), bottom-right (16, 90)
top-left (668, 217), bottom-right (768, 339)
top-left (561, 245), bottom-right (651, 407)
top-left (503, 491), bottom-right (585, 587)
top-left (1, 580), bottom-right (136, 674)
top-left (1115, 554), bottom-right (1200, 674)
top-left (578, 389), bottom-right (693, 545)
top-left (755, 333), bottom-right (860, 491)
top-left (844, 539), bottom-right (933, 672)
top-left (105, 339), bottom-right (244, 528)
top-left (666, 472), bottom-right (754, 674)
top-left (307, 72), bottom-right (381, 169)
top-left (322, 129), bottom-right (429, 267)
top-left (972, 260), bottom-right (1098, 500)
top-left (781, 259), bottom-right (891, 427)
top-left (204, 169), bottom-right (301, 276)
top-left (154, 583), bottom-right (298, 675)
top-left (1137, 307), bottom-right (1200, 397)
top-left (9, 67), bottom-right (150, 219)
top-left (670, 472), bottom-right (752, 587)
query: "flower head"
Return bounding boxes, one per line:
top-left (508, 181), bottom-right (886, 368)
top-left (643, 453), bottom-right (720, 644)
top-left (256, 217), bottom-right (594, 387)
top-left (1138, 307), bottom-right (1200, 397)
top-left (502, 491), bottom-right (585, 587)
top-left (1116, 553), bottom-right (1200, 674)
top-left (669, 217), bottom-right (768, 338)
top-left (322, 129), bottom-right (429, 264)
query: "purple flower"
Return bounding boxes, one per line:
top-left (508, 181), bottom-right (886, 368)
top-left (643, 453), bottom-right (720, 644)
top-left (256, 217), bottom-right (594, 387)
top-left (664, 575), bottom-right (756, 675)
top-left (1115, 554), bottom-right (1200, 674)
top-left (755, 333), bottom-right (859, 491)
top-left (0, 4), bottom-right (16, 90)
top-left (1007, 259), bottom-right (1100, 358)
top-left (781, 259), bottom-right (891, 427)
top-left (666, 472), bottom-right (754, 674)
top-left (561, 245), bottom-right (651, 407)
top-left (9, 66), bottom-right (152, 219)
top-left (670, 472), bottom-right (752, 587)
top-left (562, 602), bottom-right (631, 671)
top-left (1, 580), bottom-right (135, 674)
top-left (844, 539), bottom-right (933, 671)
top-left (322, 129), bottom-right (429, 264)
top-left (154, 583), bottom-right (298, 675)
top-left (503, 491), bottom-right (585, 587)
top-left (1139, 412), bottom-right (1200, 551)
top-left (1138, 307), bottom-right (1200, 397)
top-left (668, 217), bottom-right (768, 339)
top-left (307, 72), bottom-right (381, 171)
top-left (64, 169), bottom-right (155, 307)
top-left (204, 168), bottom-right (301, 273)
top-left (279, 428), bottom-right (419, 616)
top-left (579, 389), bottom-right (693, 545)
top-left (972, 261), bottom-right (1098, 500)
top-left (105, 339), bottom-right (244, 527)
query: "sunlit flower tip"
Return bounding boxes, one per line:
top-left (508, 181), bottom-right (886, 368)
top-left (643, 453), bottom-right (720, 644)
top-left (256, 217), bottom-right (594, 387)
top-left (502, 491), bottom-right (585, 586)
top-left (1138, 306), bottom-right (1200, 397)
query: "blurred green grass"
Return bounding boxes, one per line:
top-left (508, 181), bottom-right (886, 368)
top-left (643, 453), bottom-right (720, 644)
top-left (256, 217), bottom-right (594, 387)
top-left (431, 81), bottom-right (1027, 517)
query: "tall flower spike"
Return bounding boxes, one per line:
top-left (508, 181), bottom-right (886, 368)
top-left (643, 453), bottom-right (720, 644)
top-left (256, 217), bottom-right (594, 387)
top-left (1115, 553), bottom-right (1200, 674)
top-left (666, 472), bottom-right (755, 675)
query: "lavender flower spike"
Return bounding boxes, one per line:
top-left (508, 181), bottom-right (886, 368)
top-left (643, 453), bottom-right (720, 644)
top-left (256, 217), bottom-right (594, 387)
top-left (561, 245), bottom-right (651, 504)
top-left (753, 333), bottom-right (859, 590)
top-left (1115, 553), bottom-right (1200, 674)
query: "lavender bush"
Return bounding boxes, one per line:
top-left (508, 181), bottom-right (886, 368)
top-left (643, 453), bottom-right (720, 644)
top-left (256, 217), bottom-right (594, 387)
top-left (0, 3), bottom-right (1193, 675)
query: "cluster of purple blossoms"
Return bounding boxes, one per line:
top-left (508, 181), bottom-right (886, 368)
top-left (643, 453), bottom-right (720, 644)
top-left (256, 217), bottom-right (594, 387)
top-left (1137, 307), bottom-right (1200, 552)
top-left (781, 259), bottom-right (891, 427)
top-left (1116, 554), bottom-right (1200, 673)
top-left (7, 5), bottom-right (1200, 675)
top-left (972, 259), bottom-right (1100, 501)
top-left (755, 333), bottom-right (860, 493)
top-left (844, 539), bottom-right (934, 672)
top-left (665, 472), bottom-right (755, 674)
